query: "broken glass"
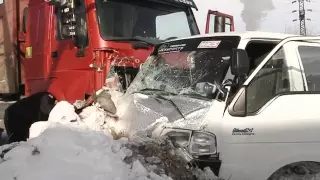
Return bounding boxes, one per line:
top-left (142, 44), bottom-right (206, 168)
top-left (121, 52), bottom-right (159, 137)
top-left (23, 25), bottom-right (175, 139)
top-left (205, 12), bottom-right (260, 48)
top-left (126, 36), bottom-right (241, 100)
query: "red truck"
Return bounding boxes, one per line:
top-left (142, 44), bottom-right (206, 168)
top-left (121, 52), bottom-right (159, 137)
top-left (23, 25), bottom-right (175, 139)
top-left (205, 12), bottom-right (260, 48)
top-left (0, 0), bottom-right (234, 143)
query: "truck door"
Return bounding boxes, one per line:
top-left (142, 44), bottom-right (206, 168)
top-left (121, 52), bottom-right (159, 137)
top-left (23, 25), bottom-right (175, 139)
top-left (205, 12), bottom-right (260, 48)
top-left (218, 37), bottom-right (320, 180)
top-left (49, 0), bottom-right (93, 101)
top-left (205, 10), bottom-right (234, 34)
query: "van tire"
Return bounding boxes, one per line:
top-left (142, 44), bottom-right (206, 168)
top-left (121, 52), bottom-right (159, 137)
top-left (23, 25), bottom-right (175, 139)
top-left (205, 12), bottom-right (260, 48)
top-left (268, 161), bottom-right (320, 180)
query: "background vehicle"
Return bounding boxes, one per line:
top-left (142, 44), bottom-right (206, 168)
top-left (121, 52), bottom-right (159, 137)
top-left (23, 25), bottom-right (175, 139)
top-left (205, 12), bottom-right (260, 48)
top-left (116, 32), bottom-right (320, 179)
top-left (205, 10), bottom-right (235, 33)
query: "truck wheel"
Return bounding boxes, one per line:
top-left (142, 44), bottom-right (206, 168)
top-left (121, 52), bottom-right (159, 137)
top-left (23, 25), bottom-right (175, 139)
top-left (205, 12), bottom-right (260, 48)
top-left (268, 161), bottom-right (320, 180)
top-left (4, 92), bottom-right (55, 143)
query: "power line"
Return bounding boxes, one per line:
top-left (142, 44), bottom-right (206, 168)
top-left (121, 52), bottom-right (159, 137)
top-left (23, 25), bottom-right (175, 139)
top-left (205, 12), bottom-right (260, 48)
top-left (292, 0), bottom-right (312, 35)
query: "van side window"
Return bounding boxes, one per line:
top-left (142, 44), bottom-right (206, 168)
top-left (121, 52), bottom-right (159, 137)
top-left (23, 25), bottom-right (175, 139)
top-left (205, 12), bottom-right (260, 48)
top-left (22, 7), bottom-right (28, 33)
top-left (297, 46), bottom-right (320, 91)
top-left (245, 47), bottom-right (291, 114)
top-left (245, 41), bottom-right (278, 75)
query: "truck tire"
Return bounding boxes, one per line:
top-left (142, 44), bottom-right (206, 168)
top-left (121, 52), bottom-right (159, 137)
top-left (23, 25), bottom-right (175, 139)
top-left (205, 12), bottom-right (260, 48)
top-left (4, 92), bottom-right (55, 143)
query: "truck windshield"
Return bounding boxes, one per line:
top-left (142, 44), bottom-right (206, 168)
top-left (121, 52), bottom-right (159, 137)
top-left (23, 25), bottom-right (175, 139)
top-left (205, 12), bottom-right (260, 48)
top-left (126, 36), bottom-right (241, 99)
top-left (95, 0), bottom-right (198, 42)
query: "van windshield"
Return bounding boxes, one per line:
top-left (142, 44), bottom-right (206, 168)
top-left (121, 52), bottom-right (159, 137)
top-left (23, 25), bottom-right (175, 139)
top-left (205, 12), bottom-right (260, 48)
top-left (95, 0), bottom-right (198, 42)
top-left (126, 36), bottom-right (241, 99)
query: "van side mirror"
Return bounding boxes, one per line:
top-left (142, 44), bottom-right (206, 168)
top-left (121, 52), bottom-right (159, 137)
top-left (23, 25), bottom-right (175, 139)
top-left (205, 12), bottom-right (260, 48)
top-left (231, 49), bottom-right (250, 77)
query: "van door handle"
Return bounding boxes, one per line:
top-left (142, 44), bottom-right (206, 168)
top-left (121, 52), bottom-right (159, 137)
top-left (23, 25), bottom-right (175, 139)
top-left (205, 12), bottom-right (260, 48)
top-left (51, 51), bottom-right (58, 57)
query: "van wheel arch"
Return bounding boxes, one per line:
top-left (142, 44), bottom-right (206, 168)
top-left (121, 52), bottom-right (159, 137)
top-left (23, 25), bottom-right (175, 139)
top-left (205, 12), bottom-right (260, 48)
top-left (267, 161), bottom-right (320, 180)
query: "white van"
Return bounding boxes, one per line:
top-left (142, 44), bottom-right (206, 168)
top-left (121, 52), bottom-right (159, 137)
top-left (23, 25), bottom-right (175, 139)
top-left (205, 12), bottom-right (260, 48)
top-left (121, 32), bottom-right (320, 180)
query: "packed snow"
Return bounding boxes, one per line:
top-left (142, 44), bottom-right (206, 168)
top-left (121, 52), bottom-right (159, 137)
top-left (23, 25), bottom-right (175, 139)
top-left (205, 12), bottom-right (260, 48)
top-left (0, 90), bottom-right (221, 180)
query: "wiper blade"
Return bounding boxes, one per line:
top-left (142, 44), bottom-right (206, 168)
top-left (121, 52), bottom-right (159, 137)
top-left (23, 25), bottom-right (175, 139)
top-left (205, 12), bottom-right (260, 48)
top-left (130, 88), bottom-right (177, 95)
top-left (108, 36), bottom-right (163, 45)
top-left (155, 94), bottom-right (185, 120)
top-left (180, 93), bottom-right (211, 101)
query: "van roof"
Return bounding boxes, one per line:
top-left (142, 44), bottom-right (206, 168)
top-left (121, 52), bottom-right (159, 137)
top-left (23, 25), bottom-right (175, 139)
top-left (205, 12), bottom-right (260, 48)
top-left (168, 31), bottom-right (301, 42)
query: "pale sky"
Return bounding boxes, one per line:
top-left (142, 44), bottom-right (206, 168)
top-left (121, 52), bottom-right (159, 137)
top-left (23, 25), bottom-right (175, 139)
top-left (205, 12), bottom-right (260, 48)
top-left (193, 0), bottom-right (320, 35)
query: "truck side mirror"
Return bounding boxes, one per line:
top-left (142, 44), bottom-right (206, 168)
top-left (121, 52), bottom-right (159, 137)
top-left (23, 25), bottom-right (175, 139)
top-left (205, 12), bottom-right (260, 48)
top-left (231, 49), bottom-right (250, 77)
top-left (74, 1), bottom-right (88, 57)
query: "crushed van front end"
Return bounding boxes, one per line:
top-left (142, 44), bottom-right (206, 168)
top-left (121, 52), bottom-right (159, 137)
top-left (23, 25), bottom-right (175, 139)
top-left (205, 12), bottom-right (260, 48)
top-left (160, 128), bottom-right (222, 175)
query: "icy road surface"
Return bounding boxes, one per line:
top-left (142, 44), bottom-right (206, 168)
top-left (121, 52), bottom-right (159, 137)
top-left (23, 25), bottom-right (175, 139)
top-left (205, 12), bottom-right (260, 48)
top-left (0, 100), bottom-right (220, 180)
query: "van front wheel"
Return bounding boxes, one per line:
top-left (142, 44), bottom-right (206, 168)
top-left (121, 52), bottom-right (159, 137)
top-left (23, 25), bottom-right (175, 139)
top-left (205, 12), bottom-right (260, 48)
top-left (268, 161), bottom-right (320, 180)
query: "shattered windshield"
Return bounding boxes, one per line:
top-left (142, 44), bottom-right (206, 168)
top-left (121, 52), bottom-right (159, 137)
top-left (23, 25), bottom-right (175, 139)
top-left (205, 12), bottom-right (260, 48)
top-left (95, 0), bottom-right (198, 41)
top-left (126, 36), bottom-right (241, 99)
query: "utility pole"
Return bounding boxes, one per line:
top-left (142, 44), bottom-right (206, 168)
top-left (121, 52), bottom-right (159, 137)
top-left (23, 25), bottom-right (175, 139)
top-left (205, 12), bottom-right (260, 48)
top-left (292, 0), bottom-right (311, 35)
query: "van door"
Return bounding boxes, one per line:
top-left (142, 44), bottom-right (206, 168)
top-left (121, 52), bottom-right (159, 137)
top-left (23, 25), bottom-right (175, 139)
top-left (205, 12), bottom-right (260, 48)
top-left (205, 10), bottom-right (234, 34)
top-left (218, 37), bottom-right (320, 180)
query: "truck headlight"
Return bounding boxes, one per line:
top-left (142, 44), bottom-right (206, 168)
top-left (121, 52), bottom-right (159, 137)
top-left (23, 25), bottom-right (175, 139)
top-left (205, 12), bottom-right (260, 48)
top-left (189, 131), bottom-right (216, 155)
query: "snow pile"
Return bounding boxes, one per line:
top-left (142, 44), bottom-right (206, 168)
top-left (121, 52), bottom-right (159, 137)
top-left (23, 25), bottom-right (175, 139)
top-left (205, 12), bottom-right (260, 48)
top-left (0, 100), bottom-right (221, 180)
top-left (0, 124), bottom-right (134, 180)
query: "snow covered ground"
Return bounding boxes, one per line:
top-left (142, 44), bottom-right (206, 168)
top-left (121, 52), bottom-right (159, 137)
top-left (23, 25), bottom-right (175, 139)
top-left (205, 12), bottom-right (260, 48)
top-left (0, 90), bottom-right (319, 180)
top-left (0, 94), bottom-right (221, 180)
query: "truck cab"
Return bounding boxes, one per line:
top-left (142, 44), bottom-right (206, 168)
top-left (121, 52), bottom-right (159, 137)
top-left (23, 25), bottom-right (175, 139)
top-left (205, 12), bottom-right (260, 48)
top-left (21, 0), bottom-right (200, 102)
top-left (0, 0), bottom-right (235, 103)
top-left (116, 32), bottom-right (320, 179)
